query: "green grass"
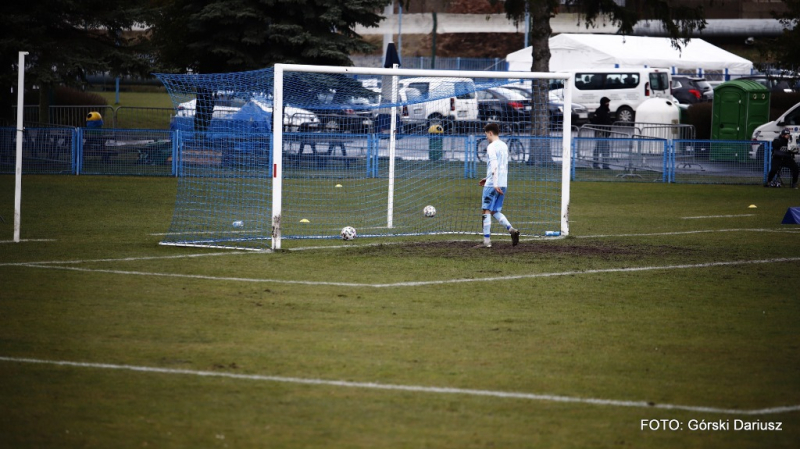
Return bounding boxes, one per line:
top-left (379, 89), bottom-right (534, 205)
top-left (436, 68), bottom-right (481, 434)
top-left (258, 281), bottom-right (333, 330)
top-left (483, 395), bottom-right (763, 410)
top-left (94, 91), bottom-right (173, 109)
top-left (1, 175), bottom-right (799, 448)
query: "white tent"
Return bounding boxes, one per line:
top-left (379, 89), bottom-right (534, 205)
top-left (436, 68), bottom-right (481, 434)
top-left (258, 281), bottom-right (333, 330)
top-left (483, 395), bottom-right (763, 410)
top-left (506, 34), bottom-right (753, 76)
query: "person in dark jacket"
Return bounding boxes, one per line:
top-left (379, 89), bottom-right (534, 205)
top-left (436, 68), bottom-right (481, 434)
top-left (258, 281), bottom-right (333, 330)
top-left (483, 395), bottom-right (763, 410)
top-left (765, 128), bottom-right (799, 188)
top-left (590, 97), bottom-right (613, 169)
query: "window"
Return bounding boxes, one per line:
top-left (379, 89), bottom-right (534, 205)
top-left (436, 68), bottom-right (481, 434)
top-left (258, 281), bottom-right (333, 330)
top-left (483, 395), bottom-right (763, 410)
top-left (649, 73), bottom-right (670, 91)
top-left (454, 81), bottom-right (476, 100)
top-left (407, 83), bottom-right (430, 99)
top-left (575, 73), bottom-right (639, 90)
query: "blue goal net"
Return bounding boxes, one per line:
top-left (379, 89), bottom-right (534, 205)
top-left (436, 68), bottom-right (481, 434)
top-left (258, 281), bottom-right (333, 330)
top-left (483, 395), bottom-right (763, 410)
top-left (156, 65), bottom-right (572, 250)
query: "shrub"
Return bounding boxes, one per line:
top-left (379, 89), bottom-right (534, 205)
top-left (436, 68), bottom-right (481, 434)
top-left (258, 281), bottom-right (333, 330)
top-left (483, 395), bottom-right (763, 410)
top-left (769, 92), bottom-right (800, 120)
top-left (685, 102), bottom-right (712, 140)
top-left (50, 86), bottom-right (108, 106)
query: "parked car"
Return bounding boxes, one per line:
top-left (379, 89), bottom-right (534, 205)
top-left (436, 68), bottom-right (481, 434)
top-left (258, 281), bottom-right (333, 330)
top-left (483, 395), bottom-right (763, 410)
top-left (737, 75), bottom-right (799, 93)
top-left (501, 85), bottom-right (590, 129)
top-left (172, 95), bottom-right (319, 132)
top-left (476, 87), bottom-right (531, 130)
top-left (301, 91), bottom-right (378, 134)
top-left (396, 77), bottom-right (479, 133)
top-left (671, 76), bottom-right (713, 104)
top-left (750, 101), bottom-right (800, 162)
top-left (556, 68), bottom-right (672, 122)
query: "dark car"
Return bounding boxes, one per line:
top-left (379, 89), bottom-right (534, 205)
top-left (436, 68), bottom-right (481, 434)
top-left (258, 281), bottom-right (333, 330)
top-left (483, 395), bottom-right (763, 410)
top-left (500, 86), bottom-right (590, 129)
top-left (301, 92), bottom-right (378, 134)
top-left (476, 87), bottom-right (532, 130)
top-left (671, 76), bottom-right (713, 104)
top-left (736, 75), bottom-right (799, 93)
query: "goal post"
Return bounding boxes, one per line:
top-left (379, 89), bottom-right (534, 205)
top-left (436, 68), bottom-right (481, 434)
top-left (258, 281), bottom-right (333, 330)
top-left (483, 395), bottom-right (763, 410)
top-left (156, 64), bottom-right (573, 251)
top-left (271, 63), bottom-right (573, 250)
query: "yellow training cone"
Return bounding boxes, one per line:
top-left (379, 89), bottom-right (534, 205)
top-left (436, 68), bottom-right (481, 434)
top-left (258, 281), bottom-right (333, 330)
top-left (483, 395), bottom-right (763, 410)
top-left (748, 205), bottom-right (757, 209)
top-left (300, 218), bottom-right (310, 223)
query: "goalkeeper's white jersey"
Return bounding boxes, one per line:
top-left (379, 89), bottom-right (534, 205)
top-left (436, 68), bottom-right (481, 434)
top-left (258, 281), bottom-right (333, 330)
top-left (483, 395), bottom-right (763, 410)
top-left (485, 139), bottom-right (509, 188)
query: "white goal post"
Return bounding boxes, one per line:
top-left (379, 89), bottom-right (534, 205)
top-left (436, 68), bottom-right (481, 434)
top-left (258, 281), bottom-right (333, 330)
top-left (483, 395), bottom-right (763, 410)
top-left (271, 63), bottom-right (574, 250)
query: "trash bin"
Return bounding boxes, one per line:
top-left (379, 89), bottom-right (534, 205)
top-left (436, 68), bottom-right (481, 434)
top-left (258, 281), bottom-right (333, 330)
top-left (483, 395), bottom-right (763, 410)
top-left (428, 124), bottom-right (443, 160)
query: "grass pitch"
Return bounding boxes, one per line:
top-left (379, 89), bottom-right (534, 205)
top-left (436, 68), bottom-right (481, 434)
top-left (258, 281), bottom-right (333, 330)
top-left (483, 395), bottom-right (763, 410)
top-left (1, 175), bottom-right (799, 448)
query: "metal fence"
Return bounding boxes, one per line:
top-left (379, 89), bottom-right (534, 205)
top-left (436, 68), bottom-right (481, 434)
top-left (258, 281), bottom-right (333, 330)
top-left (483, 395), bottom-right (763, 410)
top-left (0, 127), bottom-right (174, 176)
top-left (0, 125), bottom-right (776, 185)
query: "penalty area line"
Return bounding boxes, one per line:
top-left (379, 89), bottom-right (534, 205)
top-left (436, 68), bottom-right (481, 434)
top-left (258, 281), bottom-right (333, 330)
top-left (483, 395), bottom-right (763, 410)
top-left (10, 257), bottom-right (800, 288)
top-left (0, 356), bottom-right (797, 416)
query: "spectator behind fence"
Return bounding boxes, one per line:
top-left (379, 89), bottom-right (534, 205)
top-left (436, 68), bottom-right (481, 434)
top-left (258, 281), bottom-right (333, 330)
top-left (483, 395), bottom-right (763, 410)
top-left (765, 128), bottom-right (799, 188)
top-left (590, 96), bottom-right (613, 169)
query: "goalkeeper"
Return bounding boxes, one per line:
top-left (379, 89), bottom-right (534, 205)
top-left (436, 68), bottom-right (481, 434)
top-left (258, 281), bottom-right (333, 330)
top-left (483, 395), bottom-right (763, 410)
top-left (478, 123), bottom-right (520, 248)
top-left (765, 129), bottom-right (799, 188)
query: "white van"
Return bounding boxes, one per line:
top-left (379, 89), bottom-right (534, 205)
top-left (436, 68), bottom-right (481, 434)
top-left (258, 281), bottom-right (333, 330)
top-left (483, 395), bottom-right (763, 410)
top-left (750, 101), bottom-right (800, 161)
top-left (397, 77), bottom-right (479, 132)
top-left (557, 68), bottom-right (672, 122)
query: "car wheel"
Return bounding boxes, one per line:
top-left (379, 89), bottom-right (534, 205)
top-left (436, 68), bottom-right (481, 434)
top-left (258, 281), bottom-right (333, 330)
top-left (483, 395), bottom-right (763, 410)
top-left (508, 139), bottom-right (526, 162)
top-left (616, 106), bottom-right (634, 123)
top-left (324, 119), bottom-right (340, 132)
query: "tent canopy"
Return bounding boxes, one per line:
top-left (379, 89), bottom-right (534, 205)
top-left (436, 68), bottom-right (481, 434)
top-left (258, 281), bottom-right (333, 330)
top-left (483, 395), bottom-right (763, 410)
top-left (506, 34), bottom-right (753, 75)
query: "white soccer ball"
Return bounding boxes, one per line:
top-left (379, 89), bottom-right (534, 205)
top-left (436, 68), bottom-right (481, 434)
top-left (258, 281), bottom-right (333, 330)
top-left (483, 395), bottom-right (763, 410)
top-left (423, 205), bottom-right (436, 218)
top-left (340, 226), bottom-right (357, 241)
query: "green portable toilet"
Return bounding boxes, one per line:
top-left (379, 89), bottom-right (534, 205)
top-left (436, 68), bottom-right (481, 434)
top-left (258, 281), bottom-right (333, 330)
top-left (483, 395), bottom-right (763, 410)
top-left (710, 80), bottom-right (770, 162)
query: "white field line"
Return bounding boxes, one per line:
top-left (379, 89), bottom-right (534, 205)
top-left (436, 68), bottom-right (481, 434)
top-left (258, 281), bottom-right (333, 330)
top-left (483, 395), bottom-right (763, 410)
top-left (9, 257), bottom-right (800, 288)
top-left (681, 214), bottom-right (755, 220)
top-left (0, 356), bottom-right (797, 416)
top-left (0, 239), bottom-right (56, 244)
top-left (1, 228), bottom-right (797, 267)
top-left (0, 251), bottom-right (258, 267)
top-left (577, 228), bottom-right (800, 239)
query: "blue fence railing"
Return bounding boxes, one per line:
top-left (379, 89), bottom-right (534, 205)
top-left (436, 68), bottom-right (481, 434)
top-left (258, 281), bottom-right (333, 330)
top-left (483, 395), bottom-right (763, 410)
top-left (0, 127), bottom-right (782, 185)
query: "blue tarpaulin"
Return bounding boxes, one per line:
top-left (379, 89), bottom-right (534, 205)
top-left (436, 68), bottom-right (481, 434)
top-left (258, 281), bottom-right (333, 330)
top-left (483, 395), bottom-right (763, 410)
top-left (781, 207), bottom-right (800, 224)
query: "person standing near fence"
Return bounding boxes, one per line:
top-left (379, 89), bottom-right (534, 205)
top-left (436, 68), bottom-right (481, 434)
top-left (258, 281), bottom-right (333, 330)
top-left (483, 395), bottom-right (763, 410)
top-left (765, 128), bottom-right (799, 188)
top-left (590, 97), bottom-right (613, 169)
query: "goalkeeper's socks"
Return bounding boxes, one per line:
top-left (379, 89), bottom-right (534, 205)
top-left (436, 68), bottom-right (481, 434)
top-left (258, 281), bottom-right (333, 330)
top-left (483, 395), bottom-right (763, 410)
top-left (493, 212), bottom-right (512, 230)
top-left (482, 214), bottom-right (491, 239)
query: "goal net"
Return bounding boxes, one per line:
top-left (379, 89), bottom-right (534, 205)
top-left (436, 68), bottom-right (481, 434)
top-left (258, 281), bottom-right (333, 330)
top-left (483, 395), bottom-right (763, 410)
top-left (156, 65), bottom-right (573, 250)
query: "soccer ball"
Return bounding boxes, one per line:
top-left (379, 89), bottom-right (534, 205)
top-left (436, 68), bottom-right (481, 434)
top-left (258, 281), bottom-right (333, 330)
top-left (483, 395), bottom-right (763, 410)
top-left (340, 226), bottom-right (357, 241)
top-left (423, 205), bottom-right (436, 217)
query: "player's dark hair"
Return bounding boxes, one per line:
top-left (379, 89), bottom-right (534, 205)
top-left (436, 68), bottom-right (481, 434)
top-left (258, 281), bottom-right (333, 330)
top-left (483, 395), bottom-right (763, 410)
top-left (484, 123), bottom-right (500, 135)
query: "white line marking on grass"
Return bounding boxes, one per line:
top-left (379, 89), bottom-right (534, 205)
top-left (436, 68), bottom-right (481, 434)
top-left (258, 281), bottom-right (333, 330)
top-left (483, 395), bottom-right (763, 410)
top-left (1, 356), bottom-right (797, 416)
top-left (11, 257), bottom-right (800, 288)
top-left (0, 239), bottom-right (56, 244)
top-left (578, 228), bottom-right (800, 238)
top-left (0, 251), bottom-right (258, 268)
top-left (681, 214), bottom-right (755, 220)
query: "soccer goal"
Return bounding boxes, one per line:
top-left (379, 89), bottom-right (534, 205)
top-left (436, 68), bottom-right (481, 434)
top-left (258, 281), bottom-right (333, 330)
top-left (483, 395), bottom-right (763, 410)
top-left (156, 64), bottom-right (573, 251)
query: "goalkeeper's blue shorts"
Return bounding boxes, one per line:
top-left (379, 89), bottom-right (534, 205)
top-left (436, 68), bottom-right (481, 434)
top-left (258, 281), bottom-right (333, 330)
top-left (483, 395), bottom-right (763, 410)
top-left (481, 186), bottom-right (506, 212)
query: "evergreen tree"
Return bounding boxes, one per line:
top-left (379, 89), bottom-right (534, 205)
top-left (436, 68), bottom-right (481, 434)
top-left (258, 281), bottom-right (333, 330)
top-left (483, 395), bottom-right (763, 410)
top-left (0, 0), bottom-right (156, 122)
top-left (153, 0), bottom-right (392, 74)
top-left (765, 0), bottom-right (800, 71)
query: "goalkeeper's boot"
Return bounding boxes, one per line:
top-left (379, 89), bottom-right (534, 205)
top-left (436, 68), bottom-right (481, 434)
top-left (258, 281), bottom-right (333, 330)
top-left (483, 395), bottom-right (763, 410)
top-left (510, 228), bottom-right (520, 246)
top-left (474, 238), bottom-right (492, 248)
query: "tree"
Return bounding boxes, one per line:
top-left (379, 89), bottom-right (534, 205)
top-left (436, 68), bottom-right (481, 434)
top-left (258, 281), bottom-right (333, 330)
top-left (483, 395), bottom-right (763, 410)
top-left (498, 0), bottom-right (707, 163)
top-left (152, 0), bottom-right (392, 74)
top-left (764, 0), bottom-right (800, 72)
top-left (0, 0), bottom-right (156, 123)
